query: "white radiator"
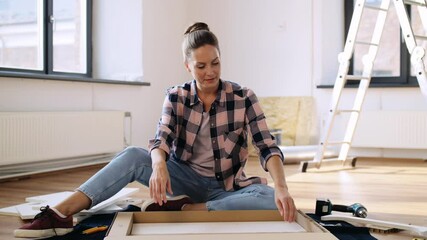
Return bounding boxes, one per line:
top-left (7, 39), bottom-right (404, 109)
top-left (0, 111), bottom-right (127, 168)
top-left (334, 111), bottom-right (427, 149)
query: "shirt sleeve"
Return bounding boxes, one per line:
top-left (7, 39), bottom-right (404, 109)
top-left (244, 88), bottom-right (284, 171)
top-left (148, 93), bottom-right (177, 157)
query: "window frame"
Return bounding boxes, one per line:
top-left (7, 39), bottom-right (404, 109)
top-left (343, 0), bottom-right (420, 87)
top-left (0, 0), bottom-right (93, 78)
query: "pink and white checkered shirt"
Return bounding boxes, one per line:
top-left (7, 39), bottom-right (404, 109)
top-left (149, 80), bottom-right (284, 191)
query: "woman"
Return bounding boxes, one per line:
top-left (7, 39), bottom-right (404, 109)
top-left (14, 22), bottom-right (296, 238)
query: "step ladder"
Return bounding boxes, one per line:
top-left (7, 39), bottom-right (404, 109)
top-left (300, 0), bottom-right (427, 172)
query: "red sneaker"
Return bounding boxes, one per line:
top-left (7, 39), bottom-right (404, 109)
top-left (141, 195), bottom-right (193, 211)
top-left (14, 206), bottom-right (73, 238)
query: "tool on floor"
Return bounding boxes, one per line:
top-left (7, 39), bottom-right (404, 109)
top-left (322, 214), bottom-right (427, 238)
top-left (315, 198), bottom-right (368, 218)
top-left (82, 225), bottom-right (109, 235)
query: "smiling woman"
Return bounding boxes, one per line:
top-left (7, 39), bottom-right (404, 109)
top-left (185, 45), bottom-right (221, 111)
top-left (13, 22), bottom-right (296, 239)
top-left (182, 23), bottom-right (222, 111)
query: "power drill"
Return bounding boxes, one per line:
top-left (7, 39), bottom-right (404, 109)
top-left (315, 198), bottom-right (368, 218)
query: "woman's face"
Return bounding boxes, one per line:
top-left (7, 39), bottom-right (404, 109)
top-left (185, 44), bottom-right (221, 94)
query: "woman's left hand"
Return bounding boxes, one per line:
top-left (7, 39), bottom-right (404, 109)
top-left (274, 186), bottom-right (297, 222)
top-left (266, 156), bottom-right (297, 221)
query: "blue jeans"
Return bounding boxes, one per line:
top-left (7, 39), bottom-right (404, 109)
top-left (78, 146), bottom-right (277, 211)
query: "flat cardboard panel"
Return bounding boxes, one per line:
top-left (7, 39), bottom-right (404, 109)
top-left (132, 221), bottom-right (306, 235)
top-left (105, 210), bottom-right (337, 240)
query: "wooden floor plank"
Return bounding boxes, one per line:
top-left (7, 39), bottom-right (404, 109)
top-left (0, 157), bottom-right (426, 240)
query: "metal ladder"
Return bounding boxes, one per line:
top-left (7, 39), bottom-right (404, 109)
top-left (301, 0), bottom-right (427, 172)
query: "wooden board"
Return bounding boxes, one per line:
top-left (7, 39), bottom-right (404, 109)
top-left (105, 210), bottom-right (337, 240)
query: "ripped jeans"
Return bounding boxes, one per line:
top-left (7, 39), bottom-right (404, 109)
top-left (78, 146), bottom-right (277, 211)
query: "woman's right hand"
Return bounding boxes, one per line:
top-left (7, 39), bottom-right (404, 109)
top-left (149, 149), bottom-right (173, 205)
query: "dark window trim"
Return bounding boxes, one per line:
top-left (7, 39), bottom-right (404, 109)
top-left (0, 71), bottom-right (150, 86)
top-left (44, 1), bottom-right (48, 75)
top-left (47, 0), bottom-right (92, 77)
top-left (86, 0), bottom-right (93, 77)
top-left (317, 0), bottom-right (420, 88)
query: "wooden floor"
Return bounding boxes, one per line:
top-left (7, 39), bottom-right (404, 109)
top-left (0, 157), bottom-right (426, 240)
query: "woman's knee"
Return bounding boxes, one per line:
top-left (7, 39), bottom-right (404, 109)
top-left (244, 184), bottom-right (274, 197)
top-left (114, 146), bottom-right (151, 167)
top-left (207, 184), bottom-right (276, 210)
top-left (246, 185), bottom-right (276, 210)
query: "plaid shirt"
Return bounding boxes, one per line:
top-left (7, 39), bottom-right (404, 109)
top-left (149, 80), bottom-right (284, 191)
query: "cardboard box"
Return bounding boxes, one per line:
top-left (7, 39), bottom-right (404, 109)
top-left (105, 210), bottom-right (337, 240)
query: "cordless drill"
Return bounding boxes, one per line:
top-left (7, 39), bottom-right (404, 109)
top-left (315, 198), bottom-right (368, 218)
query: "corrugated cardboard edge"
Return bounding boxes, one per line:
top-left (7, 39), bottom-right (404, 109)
top-left (105, 210), bottom-right (337, 240)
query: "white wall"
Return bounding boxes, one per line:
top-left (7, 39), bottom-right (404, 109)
top-left (1, 0), bottom-right (426, 158)
top-left (93, 0), bottom-right (143, 81)
top-left (185, 0), bottom-right (313, 97)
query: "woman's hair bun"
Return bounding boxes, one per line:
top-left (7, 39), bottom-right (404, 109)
top-left (182, 22), bottom-right (219, 60)
top-left (184, 22), bottom-right (210, 34)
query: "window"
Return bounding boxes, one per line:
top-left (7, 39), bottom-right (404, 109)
top-left (345, 0), bottom-right (427, 86)
top-left (0, 0), bottom-right (92, 77)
